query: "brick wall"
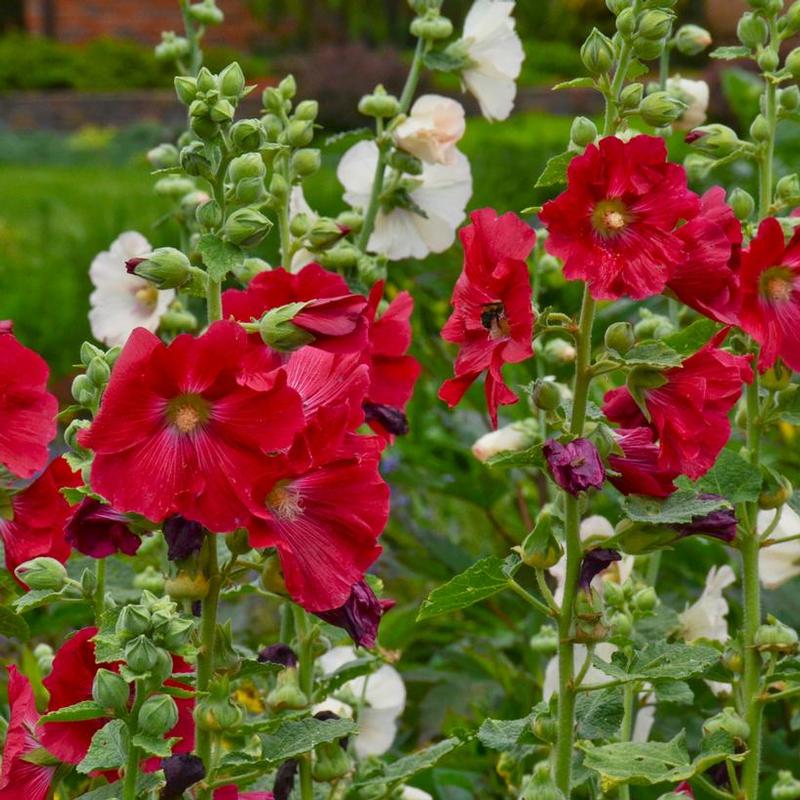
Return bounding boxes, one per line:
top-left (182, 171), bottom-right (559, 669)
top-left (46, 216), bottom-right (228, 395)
top-left (23, 0), bottom-right (262, 50)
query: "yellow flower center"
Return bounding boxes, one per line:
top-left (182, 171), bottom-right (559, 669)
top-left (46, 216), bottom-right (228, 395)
top-left (167, 394), bottom-right (210, 435)
top-left (135, 285), bottom-right (159, 312)
top-left (266, 482), bottom-right (303, 521)
top-left (760, 266), bottom-right (795, 304)
top-left (591, 198), bottom-right (633, 238)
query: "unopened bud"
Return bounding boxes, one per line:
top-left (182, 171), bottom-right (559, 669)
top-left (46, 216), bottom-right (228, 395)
top-left (263, 87), bottom-right (287, 115)
top-left (581, 28), bottom-right (615, 74)
top-left (267, 667), bottom-right (308, 710)
top-left (209, 99), bottom-right (235, 124)
top-left (313, 740), bottom-right (351, 782)
top-left (294, 100), bottom-right (319, 121)
top-left (516, 508), bottom-right (563, 569)
top-left (358, 85), bottom-right (401, 118)
top-left (165, 570), bottom-right (210, 601)
top-left (410, 13), bottom-right (453, 40)
top-left (126, 248), bottom-right (191, 290)
top-left (777, 174), bottom-right (800, 201)
top-left (147, 143), bottom-right (179, 169)
top-left (278, 74), bottom-right (297, 99)
top-left (92, 668), bottom-right (129, 713)
top-left (675, 24), bottom-right (712, 55)
top-left (71, 374), bottom-right (96, 406)
top-left (773, 771), bottom-right (800, 800)
top-left (633, 586), bottom-right (658, 612)
top-left (229, 153), bottom-right (266, 182)
top-left (637, 9), bottom-right (674, 40)
top-left (542, 338), bottom-right (576, 365)
top-left (472, 421), bottom-right (536, 462)
top-left (224, 207), bottom-right (273, 247)
top-left (306, 218), bottom-right (348, 251)
top-left (286, 119), bottom-right (314, 148)
top-left (620, 82), bottom-right (644, 109)
top-left (781, 85), bottom-right (800, 111)
top-left (755, 618), bottom-right (799, 654)
top-left (729, 187), bottom-right (755, 221)
top-left (639, 90), bottom-right (686, 126)
top-left (125, 635), bottom-right (161, 673)
top-left (156, 32), bottom-right (190, 63)
top-left (15, 557), bottom-right (67, 590)
top-left (788, 1), bottom-right (800, 33)
top-left (230, 118), bottom-right (263, 152)
top-left (159, 618), bottom-right (196, 651)
top-left (787, 48), bottom-right (800, 81)
top-left (259, 304), bottom-right (315, 352)
top-left (291, 147), bottom-right (321, 177)
top-left (86, 356), bottom-right (111, 387)
top-left (632, 35), bottom-right (663, 60)
top-left (116, 605), bottom-right (152, 640)
top-left (530, 379), bottom-right (561, 412)
top-left (750, 114), bottom-right (771, 143)
top-left (188, 0), bottom-right (224, 26)
top-left (570, 116), bottom-right (597, 148)
top-left (758, 49), bottom-right (779, 72)
top-left (616, 8), bottom-right (636, 37)
top-left (196, 199), bottom-right (223, 230)
top-left (605, 321), bottom-right (635, 354)
top-left (738, 13), bottom-right (769, 48)
top-left (139, 693), bottom-right (179, 736)
top-left (703, 707), bottom-right (750, 741)
top-left (758, 476), bottom-right (793, 510)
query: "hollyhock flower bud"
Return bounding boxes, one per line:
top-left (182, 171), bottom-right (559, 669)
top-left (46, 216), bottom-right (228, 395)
top-left (139, 693), bottom-right (179, 736)
top-left (520, 762), bottom-right (566, 800)
top-left (640, 91), bottom-right (687, 127)
top-left (781, 85), bottom-right (800, 112)
top-left (159, 618), bottom-right (195, 651)
top-left (531, 379), bottom-right (562, 411)
top-left (667, 78), bottom-right (709, 131)
top-left (313, 739), bottom-right (352, 782)
top-left (273, 760), bottom-right (299, 800)
top-left (755, 617), bottom-right (799, 654)
top-left (161, 754), bottom-right (206, 800)
top-left (314, 580), bottom-right (389, 648)
top-left (751, 114), bottom-right (771, 143)
top-left (306, 219), bottom-right (349, 251)
top-left (125, 636), bottom-right (162, 673)
top-left (703, 707), bottom-right (750, 741)
top-left (174, 75), bottom-right (198, 105)
top-left (581, 28), bottom-right (615, 74)
top-left (258, 643), bottom-right (298, 668)
top-left (65, 498), bottom-right (141, 559)
top-left (579, 548), bottom-right (622, 591)
top-left (570, 116), bottom-right (598, 148)
top-left (675, 23), bottom-right (711, 55)
top-left (358, 85), bottom-right (400, 118)
top-left (616, 8), bottom-right (635, 37)
top-left (230, 118), bottom-right (263, 152)
top-left (219, 62), bottom-right (245, 99)
top-left (286, 119), bottom-right (314, 148)
top-left (472, 421), bottom-right (536, 462)
top-left (517, 507), bottom-right (563, 569)
top-left (126, 248), bottom-right (191, 291)
top-left (259, 304), bottom-right (316, 351)
top-left (165, 570), bottom-right (210, 601)
top-left (685, 124), bottom-right (740, 158)
top-left (224, 207), bottom-right (273, 247)
top-left (163, 516), bottom-right (205, 562)
top-left (294, 99), bottom-right (319, 122)
top-left (92, 668), bottom-right (129, 713)
top-left (291, 148), bottom-right (322, 177)
top-left (156, 32), bottom-right (190, 62)
top-left (266, 667), bottom-right (309, 710)
top-left (738, 12), bottom-right (768, 48)
top-left (542, 338), bottom-right (576, 365)
top-left (188, 0), bottom-right (224, 26)
top-left (604, 321), bottom-right (635, 354)
top-left (729, 187), bottom-right (755, 220)
top-left (637, 9), bottom-right (674, 40)
top-left (394, 95), bottom-right (466, 165)
top-left (772, 771), bottom-right (800, 800)
top-left (777, 174), bottom-right (800, 201)
top-left (14, 557), bottom-right (67, 591)
top-left (543, 438), bottom-right (605, 495)
top-left (229, 153), bottom-right (266, 183)
top-left (148, 142), bottom-right (179, 169)
top-left (116, 605), bottom-right (151, 640)
top-left (620, 82), bottom-right (644, 110)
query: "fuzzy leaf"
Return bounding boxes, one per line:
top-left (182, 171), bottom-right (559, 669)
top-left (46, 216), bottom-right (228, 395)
top-left (318, 657), bottom-right (377, 695)
top-left (260, 717), bottom-right (356, 762)
top-left (14, 588), bottom-right (70, 614)
top-left (486, 445), bottom-right (543, 469)
top-left (355, 738), bottom-right (464, 786)
top-left (76, 774), bottom-right (165, 800)
top-left (663, 319), bottom-right (720, 356)
top-left (691, 448), bottom-right (763, 505)
top-left (198, 234), bottom-right (244, 282)
top-left (423, 50), bottom-right (468, 72)
top-left (576, 687), bottom-right (625, 739)
top-left (0, 605), bottom-right (30, 641)
top-left (654, 681), bottom-right (694, 706)
top-left (615, 341), bottom-right (682, 368)
top-left (236, 659), bottom-right (283, 681)
top-left (417, 555), bottom-right (521, 621)
top-left (622, 491), bottom-right (729, 525)
top-left (552, 77), bottom-right (596, 91)
top-left (478, 713), bottom-right (535, 750)
top-left (710, 46), bottom-right (750, 60)
top-left (40, 700), bottom-right (108, 723)
top-left (592, 642), bottom-right (720, 683)
top-left (77, 719), bottom-right (128, 774)
top-left (535, 151), bottom-right (574, 188)
top-left (132, 733), bottom-right (179, 758)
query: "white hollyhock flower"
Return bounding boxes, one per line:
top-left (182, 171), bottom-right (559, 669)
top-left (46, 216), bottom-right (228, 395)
top-left (89, 231), bottom-right (174, 347)
top-left (679, 565), bottom-right (735, 642)
top-left (316, 646), bottom-right (406, 759)
top-left (758, 505), bottom-right (800, 589)
top-left (394, 94), bottom-right (466, 165)
top-left (288, 185), bottom-right (317, 272)
top-left (337, 140), bottom-right (472, 261)
top-left (472, 421), bottom-right (535, 462)
top-left (402, 789), bottom-right (433, 800)
top-left (667, 77), bottom-right (710, 131)
top-left (460, 0), bottom-right (524, 122)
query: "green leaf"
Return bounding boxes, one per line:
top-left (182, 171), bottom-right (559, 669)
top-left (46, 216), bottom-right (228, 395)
top-left (535, 151), bottom-right (574, 188)
top-left (260, 717), bottom-right (356, 762)
top-left (132, 733), bottom-right (179, 758)
top-left (0, 605), bottom-right (30, 641)
top-left (576, 687), bottom-right (624, 739)
top-left (40, 700), bottom-right (108, 723)
top-left (654, 681), bottom-right (694, 706)
top-left (692, 448), bottom-right (763, 505)
top-left (614, 341), bottom-right (682, 368)
top-left (478, 713), bottom-right (535, 750)
top-left (710, 45), bottom-right (750, 60)
top-left (417, 555), bottom-right (521, 621)
top-left (198, 234), bottom-right (244, 282)
top-left (486, 445), bottom-right (543, 469)
top-left (14, 587), bottom-right (70, 614)
top-left (77, 719), bottom-right (128, 774)
top-left (626, 59), bottom-right (649, 79)
top-left (581, 730), bottom-right (737, 791)
top-left (592, 642), bottom-right (720, 683)
top-left (76, 774), bottom-right (165, 800)
top-left (423, 50), bottom-right (468, 72)
top-left (318, 657), bottom-right (378, 695)
top-left (355, 738), bottom-right (464, 786)
top-left (621, 491), bottom-right (730, 526)
top-left (663, 319), bottom-right (720, 356)
top-left (552, 77), bottom-right (596, 91)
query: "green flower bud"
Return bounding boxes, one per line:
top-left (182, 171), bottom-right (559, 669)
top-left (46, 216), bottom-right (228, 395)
top-left (147, 143), bottom-right (179, 169)
top-left (722, 648), bottom-right (743, 674)
top-left (787, 48), bottom-right (800, 81)
top-left (318, 244), bottom-right (359, 270)
top-left (633, 586), bottom-right (658, 612)
top-left (226, 528), bottom-right (251, 556)
top-left (602, 578), bottom-right (626, 607)
top-left (703, 707), bottom-right (750, 740)
top-left (675, 23), bottom-right (712, 55)
top-left (104, 346), bottom-right (121, 367)
top-left (279, 74), bottom-right (297, 99)
top-left (86, 356), bottom-right (111, 388)
top-left (729, 187), bottom-right (755, 221)
top-left (358, 85), bottom-right (401, 118)
top-left (606, 0), bottom-right (629, 12)
top-left (156, 32), bottom-right (190, 63)
top-left (781, 86), bottom-right (800, 113)
top-left (290, 213), bottom-right (312, 238)
top-left (234, 257), bottom-right (270, 283)
top-left (286, 119), bottom-right (314, 148)
top-left (581, 28), bottom-right (616, 74)
top-left (632, 35), bottom-right (664, 61)
top-left (154, 175), bottom-right (196, 200)
top-left (388, 149), bottom-right (424, 176)
top-left (634, 310), bottom-right (674, 339)
top-left (224, 208), bottom-right (273, 247)
top-left (290, 148), bottom-right (322, 178)
top-left (92, 668), bottom-right (129, 713)
top-left (230, 118), bottom-right (263, 152)
top-left (127, 248), bottom-right (191, 290)
top-left (262, 87), bottom-right (286, 116)
top-left (266, 667), bottom-right (309, 710)
top-left (570, 116), bottom-right (598, 148)
top-left (132, 566), bottom-right (165, 595)
top-left (116, 605), bottom-right (152, 640)
top-left (738, 13), bottom-right (769, 48)
top-left (762, 359), bottom-right (792, 391)
top-left (306, 218), bottom-right (347, 251)
top-left (219, 62), bottom-right (245, 99)
top-left (542, 338), bottom-right (577, 365)
top-left (605, 321), bottom-right (635, 354)
top-left (79, 341), bottom-right (104, 366)
top-left (138, 693), bottom-right (179, 736)
top-left (229, 153), bottom-right (266, 183)
top-left (178, 143), bottom-right (212, 180)
top-left (787, 1), bottom-right (800, 33)
top-left (755, 618), bottom-right (799, 653)
top-left (410, 13), bottom-right (453, 40)
top-left (196, 67), bottom-right (217, 93)
top-left (15, 557), bottom-right (67, 590)
top-left (187, 0), bottom-right (224, 26)
top-left (165, 570), bottom-right (210, 601)
top-left (235, 177), bottom-right (267, 205)
top-left (516, 506), bottom-right (563, 569)
top-left (777, 174), bottom-right (800, 201)
top-left (209, 98), bottom-right (235, 124)
top-left (773, 771), bottom-right (800, 800)
top-left (269, 172), bottom-right (289, 202)
top-left (294, 99), bottom-right (319, 122)
top-left (529, 625), bottom-right (559, 654)
top-left (750, 114), bottom-right (771, 143)
top-left (610, 610), bottom-right (633, 637)
top-left (520, 762), bottom-right (566, 800)
top-left (639, 90), bottom-right (686, 126)
top-left (195, 691), bottom-right (244, 731)
top-left (313, 740), bottom-right (352, 782)
top-left (637, 9), bottom-right (674, 40)
top-left (259, 303), bottom-right (315, 352)
top-left (758, 48), bottom-right (779, 72)
top-left (190, 115), bottom-right (219, 141)
top-left (64, 418), bottom-right (90, 452)
top-left (196, 199), bottom-right (223, 230)
top-left (125, 636), bottom-right (161, 673)
top-left (616, 8), bottom-right (636, 37)
top-left (71, 373), bottom-right (96, 406)
top-left (337, 209), bottom-right (363, 233)
top-left (531, 713), bottom-right (558, 744)
top-left (159, 618), bottom-right (195, 651)
top-left (530, 378), bottom-right (561, 412)
top-left (759, 475), bottom-right (793, 510)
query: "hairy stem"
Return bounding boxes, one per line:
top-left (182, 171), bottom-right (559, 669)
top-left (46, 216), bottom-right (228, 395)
top-left (94, 558), bottom-right (106, 620)
top-left (618, 682), bottom-right (636, 800)
top-left (294, 605), bottom-right (316, 800)
top-left (122, 681), bottom-right (145, 800)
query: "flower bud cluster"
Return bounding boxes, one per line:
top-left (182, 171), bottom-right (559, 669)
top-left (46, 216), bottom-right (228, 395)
top-left (175, 63), bottom-right (248, 140)
top-left (69, 341), bottom-right (121, 417)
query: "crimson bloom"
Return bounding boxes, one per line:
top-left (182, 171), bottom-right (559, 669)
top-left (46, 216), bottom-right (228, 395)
top-left (214, 788), bottom-right (274, 800)
top-left (540, 135), bottom-right (699, 301)
top-left (314, 579), bottom-right (394, 648)
top-left (604, 338), bottom-right (752, 480)
top-left (439, 208), bottom-right (537, 427)
top-left (0, 667), bottom-right (56, 800)
top-left (222, 263), bottom-right (368, 353)
top-left (78, 322), bottom-right (304, 532)
top-left (0, 326), bottom-right (58, 479)
top-left (543, 438), bottom-right (605, 495)
top-left (0, 457), bottom-right (81, 585)
top-left (40, 627), bottom-right (194, 765)
top-left (245, 409), bottom-right (388, 612)
top-left (608, 427), bottom-right (678, 498)
top-left (667, 187), bottom-right (742, 325)
top-left (738, 217), bottom-right (800, 372)
top-left (65, 497), bottom-right (141, 559)
top-left (362, 283), bottom-right (421, 437)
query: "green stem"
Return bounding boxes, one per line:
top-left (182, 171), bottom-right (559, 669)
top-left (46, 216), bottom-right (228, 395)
top-left (206, 279), bottom-right (222, 323)
top-left (293, 605), bottom-right (316, 800)
top-left (658, 42), bottom-right (670, 91)
top-left (508, 579), bottom-right (555, 617)
top-left (553, 288), bottom-right (597, 795)
top-left (195, 537), bottom-right (221, 799)
top-left (122, 681), bottom-right (145, 800)
top-left (602, 39), bottom-right (633, 136)
top-left (618, 682), bottom-right (636, 800)
top-left (94, 558), bottom-right (106, 620)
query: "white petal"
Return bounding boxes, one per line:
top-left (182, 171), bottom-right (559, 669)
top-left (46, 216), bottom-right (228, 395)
top-left (354, 707), bottom-right (399, 758)
top-left (462, 69), bottom-right (517, 122)
top-left (543, 643), bottom-right (616, 702)
top-left (402, 789), bottom-right (433, 800)
top-left (580, 515), bottom-right (615, 542)
top-left (633, 702), bottom-right (656, 743)
top-left (352, 664), bottom-right (406, 712)
top-left (289, 185), bottom-right (316, 220)
top-left (679, 565), bottom-right (735, 643)
top-left (758, 506), bottom-right (800, 589)
top-left (312, 698), bottom-right (353, 719)
top-left (368, 209), bottom-right (432, 261)
top-left (337, 140), bottom-right (379, 206)
top-left (317, 646), bottom-right (358, 675)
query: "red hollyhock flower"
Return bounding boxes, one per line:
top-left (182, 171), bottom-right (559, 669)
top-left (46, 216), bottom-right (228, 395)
top-left (667, 187), bottom-right (742, 325)
top-left (245, 409), bottom-right (388, 613)
top-left (78, 322), bottom-right (304, 532)
top-left (65, 497), bottom-right (141, 559)
top-left (543, 438), bottom-right (605, 495)
top-left (0, 457), bottom-right (81, 586)
top-left (214, 788), bottom-right (274, 800)
top-left (540, 135), bottom-right (699, 301)
top-left (739, 217), bottom-right (800, 372)
top-left (608, 427), bottom-right (678, 498)
top-left (0, 326), bottom-right (58, 479)
top-left (40, 627), bottom-right (194, 765)
top-left (439, 208), bottom-right (537, 427)
top-left (603, 338), bottom-right (752, 480)
top-left (222, 264), bottom-right (368, 353)
top-left (362, 283), bottom-right (421, 437)
top-left (0, 667), bottom-right (56, 800)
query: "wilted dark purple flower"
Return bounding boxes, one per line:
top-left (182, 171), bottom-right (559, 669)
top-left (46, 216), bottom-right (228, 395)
top-left (313, 710), bottom-right (350, 750)
top-left (677, 494), bottom-right (737, 543)
top-left (161, 753), bottom-right (205, 800)
top-left (579, 548), bottom-right (622, 590)
top-left (273, 759), bottom-right (299, 800)
top-left (65, 497), bottom-right (141, 559)
top-left (363, 402), bottom-right (409, 436)
top-left (163, 514), bottom-right (205, 561)
top-left (258, 643), bottom-right (298, 668)
top-left (313, 579), bottom-right (393, 648)
top-left (543, 438), bottom-right (605, 495)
